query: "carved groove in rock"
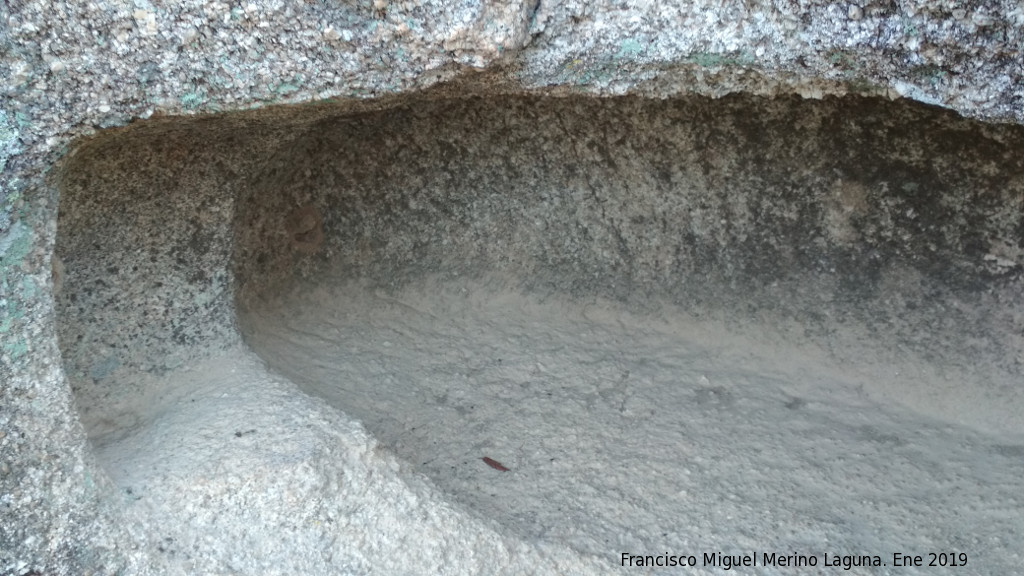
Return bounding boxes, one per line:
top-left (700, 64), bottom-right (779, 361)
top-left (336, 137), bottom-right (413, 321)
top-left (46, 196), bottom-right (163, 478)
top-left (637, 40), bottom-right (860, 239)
top-left (53, 92), bottom-right (1024, 570)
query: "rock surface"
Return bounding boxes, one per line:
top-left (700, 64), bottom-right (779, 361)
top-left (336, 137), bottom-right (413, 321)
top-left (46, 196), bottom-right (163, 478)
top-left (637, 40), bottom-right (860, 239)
top-left (2, 0), bottom-right (1024, 574)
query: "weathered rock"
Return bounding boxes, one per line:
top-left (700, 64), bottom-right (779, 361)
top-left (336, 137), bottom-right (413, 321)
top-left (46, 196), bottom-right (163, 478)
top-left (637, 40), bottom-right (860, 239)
top-left (3, 0), bottom-right (1024, 574)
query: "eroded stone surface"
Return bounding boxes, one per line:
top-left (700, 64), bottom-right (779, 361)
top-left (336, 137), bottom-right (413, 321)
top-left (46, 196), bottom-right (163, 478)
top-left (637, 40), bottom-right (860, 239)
top-left (4, 0), bottom-right (1024, 574)
top-left (40, 90), bottom-right (1024, 576)
top-left (235, 94), bottom-right (1024, 432)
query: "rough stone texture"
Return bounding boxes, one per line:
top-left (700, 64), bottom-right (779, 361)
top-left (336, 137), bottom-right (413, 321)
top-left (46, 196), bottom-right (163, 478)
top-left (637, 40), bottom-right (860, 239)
top-left (3, 0), bottom-right (1024, 574)
top-left (232, 94), bottom-right (1024, 431)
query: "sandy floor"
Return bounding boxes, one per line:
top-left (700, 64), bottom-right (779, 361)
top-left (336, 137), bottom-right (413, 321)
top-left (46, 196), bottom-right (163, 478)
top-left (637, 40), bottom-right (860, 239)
top-left (231, 279), bottom-right (1024, 573)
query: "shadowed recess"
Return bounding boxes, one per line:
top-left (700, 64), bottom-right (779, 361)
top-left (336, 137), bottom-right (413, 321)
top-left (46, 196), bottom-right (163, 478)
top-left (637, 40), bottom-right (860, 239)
top-left (53, 91), bottom-right (1024, 563)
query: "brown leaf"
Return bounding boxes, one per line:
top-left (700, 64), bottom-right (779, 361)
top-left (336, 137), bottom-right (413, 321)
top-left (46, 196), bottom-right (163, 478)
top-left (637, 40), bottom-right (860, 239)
top-left (482, 456), bottom-right (510, 472)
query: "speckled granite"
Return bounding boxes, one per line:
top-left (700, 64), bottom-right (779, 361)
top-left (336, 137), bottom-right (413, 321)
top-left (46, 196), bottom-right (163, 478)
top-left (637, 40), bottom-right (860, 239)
top-left (3, 0), bottom-right (1024, 574)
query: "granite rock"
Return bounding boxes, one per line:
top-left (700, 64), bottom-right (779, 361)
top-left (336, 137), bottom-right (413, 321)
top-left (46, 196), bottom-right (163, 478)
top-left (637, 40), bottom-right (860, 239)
top-left (3, 0), bottom-right (1024, 574)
